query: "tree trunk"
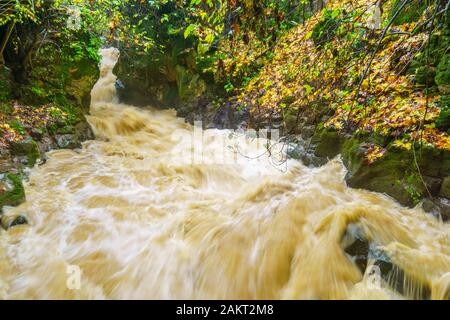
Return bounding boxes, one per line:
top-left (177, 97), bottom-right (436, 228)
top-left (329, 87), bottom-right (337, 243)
top-left (0, 21), bottom-right (15, 65)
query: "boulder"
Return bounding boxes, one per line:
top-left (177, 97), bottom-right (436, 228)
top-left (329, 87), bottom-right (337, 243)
top-left (65, 58), bottom-right (99, 110)
top-left (0, 173), bottom-right (25, 212)
top-left (9, 137), bottom-right (40, 167)
top-left (341, 139), bottom-right (448, 207)
top-left (310, 128), bottom-right (345, 159)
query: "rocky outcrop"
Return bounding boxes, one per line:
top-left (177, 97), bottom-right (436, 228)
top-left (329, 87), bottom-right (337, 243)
top-left (296, 128), bottom-right (450, 219)
top-left (114, 43), bottom-right (223, 126)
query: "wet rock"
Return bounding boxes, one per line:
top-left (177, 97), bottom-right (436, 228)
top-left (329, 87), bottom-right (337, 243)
top-left (55, 134), bottom-right (81, 149)
top-left (342, 223), bottom-right (369, 273)
top-left (37, 136), bottom-right (57, 154)
top-left (422, 198), bottom-right (441, 218)
top-left (9, 137), bottom-right (40, 167)
top-left (1, 214), bottom-right (28, 230)
top-left (286, 139), bottom-right (328, 167)
top-left (310, 128), bottom-right (345, 160)
top-left (74, 120), bottom-right (94, 142)
top-left (0, 173), bottom-right (25, 212)
top-left (342, 224), bottom-right (431, 299)
top-left (422, 197), bottom-right (450, 222)
top-left (203, 101), bottom-right (250, 130)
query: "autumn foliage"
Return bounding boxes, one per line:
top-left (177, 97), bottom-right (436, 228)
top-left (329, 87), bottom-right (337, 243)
top-left (220, 0), bottom-right (449, 152)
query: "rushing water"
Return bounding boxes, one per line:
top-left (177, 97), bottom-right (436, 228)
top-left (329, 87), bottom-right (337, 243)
top-left (0, 48), bottom-right (449, 300)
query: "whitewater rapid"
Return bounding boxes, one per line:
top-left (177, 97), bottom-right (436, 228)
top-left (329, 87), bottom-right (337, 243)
top-left (0, 48), bottom-right (448, 299)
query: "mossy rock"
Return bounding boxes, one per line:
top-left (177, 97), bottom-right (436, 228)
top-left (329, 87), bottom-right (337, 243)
top-left (342, 139), bottom-right (427, 207)
top-left (436, 97), bottom-right (450, 133)
top-left (440, 176), bottom-right (450, 199)
top-left (311, 128), bottom-right (345, 159)
top-left (9, 137), bottom-right (40, 167)
top-left (0, 173), bottom-right (25, 211)
top-left (414, 66), bottom-right (436, 87)
top-left (435, 54), bottom-right (450, 95)
top-left (175, 65), bottom-right (206, 101)
top-left (65, 58), bottom-right (100, 110)
top-left (408, 33), bottom-right (449, 80)
top-left (414, 144), bottom-right (445, 177)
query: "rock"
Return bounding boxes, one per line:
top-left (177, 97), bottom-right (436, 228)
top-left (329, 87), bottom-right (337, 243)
top-left (0, 173), bottom-right (25, 212)
top-left (65, 58), bottom-right (100, 110)
top-left (422, 176), bottom-right (442, 196)
top-left (9, 137), bottom-right (40, 167)
top-left (74, 119), bottom-right (94, 142)
top-left (421, 198), bottom-right (441, 219)
top-left (175, 65), bottom-right (206, 101)
top-left (440, 176), bottom-right (450, 199)
top-left (37, 136), bottom-right (57, 154)
top-left (310, 128), bottom-right (345, 160)
top-left (342, 223), bottom-right (369, 273)
top-left (211, 103), bottom-right (249, 130)
top-left (1, 214), bottom-right (28, 230)
top-left (55, 134), bottom-right (81, 149)
top-left (286, 139), bottom-right (328, 167)
top-left (29, 127), bottom-right (44, 141)
top-left (342, 139), bottom-right (449, 207)
top-left (422, 197), bottom-right (450, 222)
top-left (342, 223), bottom-right (431, 299)
top-left (0, 154), bottom-right (15, 173)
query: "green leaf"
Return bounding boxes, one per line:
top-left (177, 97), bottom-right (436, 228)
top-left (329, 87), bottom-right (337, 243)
top-left (205, 33), bottom-right (215, 44)
top-left (184, 24), bottom-right (197, 39)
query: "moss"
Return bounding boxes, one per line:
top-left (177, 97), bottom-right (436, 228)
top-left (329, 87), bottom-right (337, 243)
top-left (312, 128), bottom-right (345, 159)
top-left (440, 176), bottom-right (450, 199)
top-left (389, 0), bottom-right (427, 26)
top-left (65, 58), bottom-right (100, 110)
top-left (408, 33), bottom-right (449, 84)
top-left (436, 96), bottom-right (450, 133)
top-left (342, 138), bottom-right (432, 207)
top-left (175, 65), bottom-right (206, 101)
top-left (0, 101), bottom-right (12, 115)
top-left (435, 54), bottom-right (450, 94)
top-left (414, 66), bottom-right (436, 87)
top-left (10, 137), bottom-right (40, 167)
top-left (0, 173), bottom-right (25, 211)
